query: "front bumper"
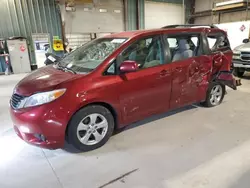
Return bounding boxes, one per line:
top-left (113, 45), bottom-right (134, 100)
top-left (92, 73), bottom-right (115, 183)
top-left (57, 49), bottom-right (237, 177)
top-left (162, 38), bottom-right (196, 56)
top-left (233, 59), bottom-right (250, 68)
top-left (10, 102), bottom-right (70, 150)
top-left (13, 125), bottom-right (62, 149)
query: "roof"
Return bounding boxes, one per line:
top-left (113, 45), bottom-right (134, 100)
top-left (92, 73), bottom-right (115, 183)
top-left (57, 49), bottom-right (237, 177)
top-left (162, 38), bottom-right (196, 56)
top-left (106, 27), bottom-right (225, 39)
top-left (107, 30), bottom-right (158, 38)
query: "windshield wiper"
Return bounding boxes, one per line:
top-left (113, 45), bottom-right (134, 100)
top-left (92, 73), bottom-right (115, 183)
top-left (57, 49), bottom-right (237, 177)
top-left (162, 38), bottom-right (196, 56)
top-left (56, 64), bottom-right (77, 74)
top-left (64, 66), bottom-right (77, 74)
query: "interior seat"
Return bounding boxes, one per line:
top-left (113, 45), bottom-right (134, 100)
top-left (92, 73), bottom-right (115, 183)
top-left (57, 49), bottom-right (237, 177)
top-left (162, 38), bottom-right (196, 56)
top-left (172, 39), bottom-right (193, 61)
top-left (143, 40), bottom-right (163, 68)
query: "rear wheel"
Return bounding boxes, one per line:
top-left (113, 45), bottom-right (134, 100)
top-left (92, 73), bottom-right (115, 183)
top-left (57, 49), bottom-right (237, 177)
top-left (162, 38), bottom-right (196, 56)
top-left (202, 82), bottom-right (225, 107)
top-left (67, 105), bottom-right (114, 151)
top-left (233, 68), bottom-right (245, 77)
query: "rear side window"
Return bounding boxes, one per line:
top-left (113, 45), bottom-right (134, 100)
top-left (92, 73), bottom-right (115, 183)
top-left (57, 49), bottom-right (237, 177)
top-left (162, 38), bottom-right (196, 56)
top-left (207, 32), bottom-right (230, 52)
top-left (164, 34), bottom-right (202, 62)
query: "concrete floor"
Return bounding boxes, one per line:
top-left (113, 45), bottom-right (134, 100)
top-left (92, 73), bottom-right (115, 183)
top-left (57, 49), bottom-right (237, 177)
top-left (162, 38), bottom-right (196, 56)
top-left (1, 73), bottom-right (250, 188)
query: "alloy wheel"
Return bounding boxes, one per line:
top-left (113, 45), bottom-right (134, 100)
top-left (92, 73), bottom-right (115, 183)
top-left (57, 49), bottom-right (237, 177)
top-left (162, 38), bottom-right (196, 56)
top-left (209, 85), bottom-right (223, 106)
top-left (76, 113), bottom-right (108, 145)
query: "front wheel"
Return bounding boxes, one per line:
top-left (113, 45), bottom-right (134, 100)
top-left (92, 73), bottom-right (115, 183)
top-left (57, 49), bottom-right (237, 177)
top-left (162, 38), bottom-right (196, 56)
top-left (233, 68), bottom-right (245, 77)
top-left (201, 82), bottom-right (225, 107)
top-left (67, 105), bottom-right (114, 151)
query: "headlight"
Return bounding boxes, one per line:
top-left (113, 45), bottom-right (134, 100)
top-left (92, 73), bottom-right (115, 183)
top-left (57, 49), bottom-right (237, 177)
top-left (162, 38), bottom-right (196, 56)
top-left (233, 50), bottom-right (241, 59)
top-left (23, 89), bottom-right (66, 108)
top-left (233, 50), bottom-right (240, 54)
top-left (233, 54), bottom-right (240, 59)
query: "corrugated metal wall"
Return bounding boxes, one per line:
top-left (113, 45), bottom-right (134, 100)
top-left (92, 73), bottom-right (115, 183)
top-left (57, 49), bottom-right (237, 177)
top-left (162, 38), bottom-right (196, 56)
top-left (0, 0), bottom-right (62, 65)
top-left (125, 0), bottom-right (187, 31)
top-left (138, 0), bottom-right (145, 29)
top-left (125, 0), bottom-right (138, 30)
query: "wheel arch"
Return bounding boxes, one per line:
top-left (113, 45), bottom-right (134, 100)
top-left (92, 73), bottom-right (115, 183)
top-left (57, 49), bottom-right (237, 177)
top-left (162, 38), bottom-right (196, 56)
top-left (65, 101), bottom-right (119, 139)
top-left (213, 71), bottom-right (237, 90)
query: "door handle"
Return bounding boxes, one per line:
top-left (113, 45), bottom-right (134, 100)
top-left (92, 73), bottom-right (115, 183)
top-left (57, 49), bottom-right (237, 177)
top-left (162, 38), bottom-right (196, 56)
top-left (160, 69), bottom-right (170, 77)
top-left (175, 67), bottom-right (183, 72)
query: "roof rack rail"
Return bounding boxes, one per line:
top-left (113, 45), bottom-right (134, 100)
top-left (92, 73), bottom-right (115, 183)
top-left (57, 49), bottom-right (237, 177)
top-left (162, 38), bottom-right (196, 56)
top-left (162, 24), bottom-right (218, 29)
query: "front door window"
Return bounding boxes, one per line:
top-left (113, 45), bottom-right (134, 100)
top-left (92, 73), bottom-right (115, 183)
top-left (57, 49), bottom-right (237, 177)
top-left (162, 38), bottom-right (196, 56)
top-left (121, 36), bottom-right (165, 69)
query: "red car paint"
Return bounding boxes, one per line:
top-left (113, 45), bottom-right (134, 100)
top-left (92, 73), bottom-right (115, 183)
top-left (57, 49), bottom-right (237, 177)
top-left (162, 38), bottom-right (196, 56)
top-left (120, 60), bottom-right (139, 73)
top-left (10, 27), bottom-right (236, 149)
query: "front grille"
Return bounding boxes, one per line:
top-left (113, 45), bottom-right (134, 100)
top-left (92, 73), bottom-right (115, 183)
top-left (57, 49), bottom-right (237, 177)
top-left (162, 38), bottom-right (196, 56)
top-left (241, 56), bottom-right (250, 61)
top-left (241, 52), bottom-right (250, 61)
top-left (11, 94), bottom-right (25, 109)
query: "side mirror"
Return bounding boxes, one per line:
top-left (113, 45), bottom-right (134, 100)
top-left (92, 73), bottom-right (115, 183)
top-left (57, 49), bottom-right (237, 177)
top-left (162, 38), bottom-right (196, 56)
top-left (119, 60), bottom-right (139, 73)
top-left (243, 38), bottom-right (249, 43)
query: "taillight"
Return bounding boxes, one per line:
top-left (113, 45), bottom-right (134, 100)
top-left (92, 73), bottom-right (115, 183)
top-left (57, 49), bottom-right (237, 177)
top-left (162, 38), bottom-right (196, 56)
top-left (222, 53), bottom-right (232, 71)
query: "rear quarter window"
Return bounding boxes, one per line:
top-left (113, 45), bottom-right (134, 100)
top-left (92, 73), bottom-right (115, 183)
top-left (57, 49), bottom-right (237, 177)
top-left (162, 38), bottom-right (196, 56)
top-left (207, 32), bottom-right (231, 52)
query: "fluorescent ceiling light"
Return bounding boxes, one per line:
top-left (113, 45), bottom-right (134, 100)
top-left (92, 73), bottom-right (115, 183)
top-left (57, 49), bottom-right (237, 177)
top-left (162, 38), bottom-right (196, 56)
top-left (114, 9), bottom-right (121, 13)
top-left (99, 9), bottom-right (107, 13)
top-left (216, 0), bottom-right (246, 7)
top-left (83, 7), bottom-right (90, 11)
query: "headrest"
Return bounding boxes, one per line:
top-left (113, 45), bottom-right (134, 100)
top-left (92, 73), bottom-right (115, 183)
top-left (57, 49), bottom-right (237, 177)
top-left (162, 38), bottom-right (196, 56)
top-left (178, 39), bottom-right (190, 50)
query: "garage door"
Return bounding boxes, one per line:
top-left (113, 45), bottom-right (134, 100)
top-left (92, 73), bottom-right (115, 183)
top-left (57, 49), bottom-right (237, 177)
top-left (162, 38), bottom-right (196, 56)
top-left (145, 1), bottom-right (184, 29)
top-left (66, 33), bottom-right (92, 49)
top-left (62, 0), bottom-right (124, 33)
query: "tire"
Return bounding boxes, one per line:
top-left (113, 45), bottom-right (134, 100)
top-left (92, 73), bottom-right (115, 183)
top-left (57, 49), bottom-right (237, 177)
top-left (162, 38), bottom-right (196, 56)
top-left (67, 105), bottom-right (114, 151)
top-left (201, 82), bottom-right (225, 107)
top-left (233, 68), bottom-right (245, 77)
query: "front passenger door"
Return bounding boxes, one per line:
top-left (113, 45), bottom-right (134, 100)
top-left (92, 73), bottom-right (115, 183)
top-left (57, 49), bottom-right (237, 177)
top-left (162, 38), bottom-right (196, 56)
top-left (118, 35), bottom-right (172, 123)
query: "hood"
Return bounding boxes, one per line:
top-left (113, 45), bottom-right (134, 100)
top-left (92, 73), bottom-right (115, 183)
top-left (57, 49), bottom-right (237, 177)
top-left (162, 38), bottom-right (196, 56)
top-left (234, 43), bottom-right (250, 52)
top-left (15, 66), bottom-right (81, 96)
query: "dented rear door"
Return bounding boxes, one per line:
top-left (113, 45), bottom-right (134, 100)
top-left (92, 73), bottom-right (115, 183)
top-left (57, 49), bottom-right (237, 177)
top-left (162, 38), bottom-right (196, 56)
top-left (207, 30), bottom-right (233, 73)
top-left (206, 30), bottom-right (236, 89)
top-left (191, 55), bottom-right (213, 102)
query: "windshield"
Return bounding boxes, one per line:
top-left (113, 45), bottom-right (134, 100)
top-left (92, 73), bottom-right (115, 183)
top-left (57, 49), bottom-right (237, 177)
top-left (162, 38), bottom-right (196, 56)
top-left (59, 38), bottom-right (127, 73)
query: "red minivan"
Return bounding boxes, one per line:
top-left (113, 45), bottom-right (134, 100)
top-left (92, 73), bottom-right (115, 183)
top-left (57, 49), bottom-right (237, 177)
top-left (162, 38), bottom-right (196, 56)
top-left (10, 25), bottom-right (237, 151)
